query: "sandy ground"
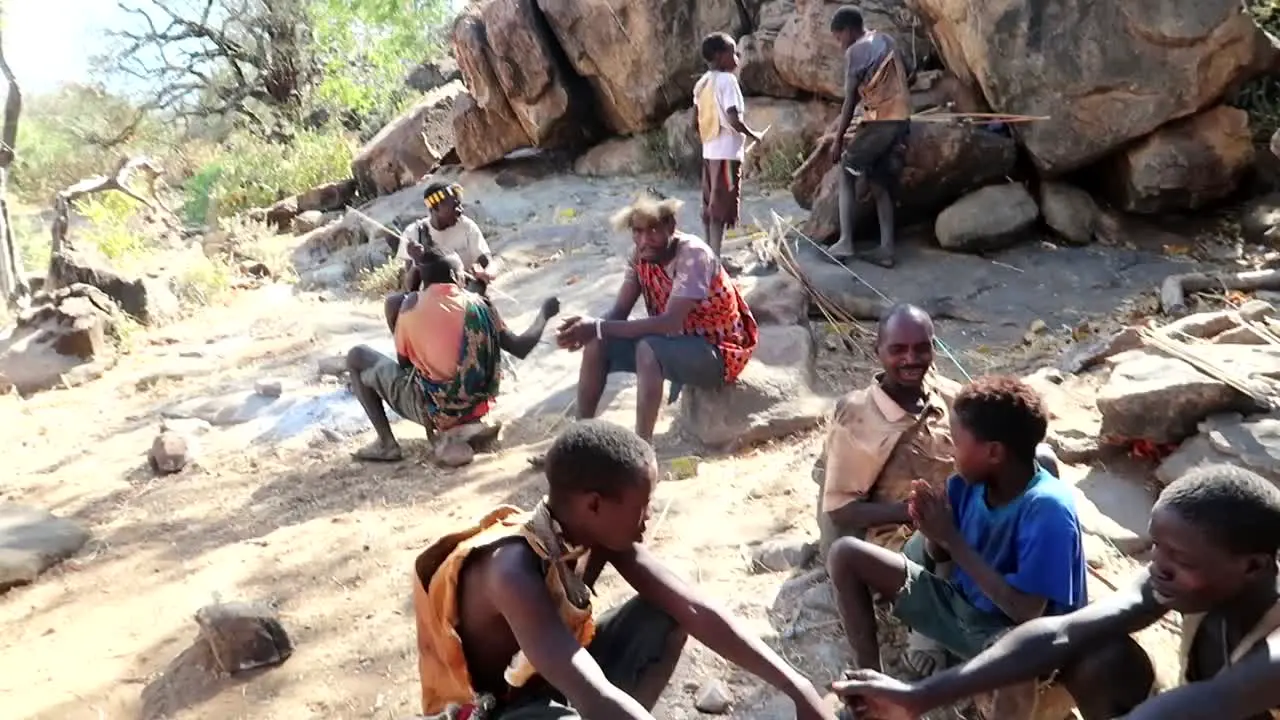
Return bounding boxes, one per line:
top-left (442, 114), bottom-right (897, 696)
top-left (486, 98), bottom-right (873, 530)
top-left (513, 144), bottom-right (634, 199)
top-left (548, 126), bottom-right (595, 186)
top-left (0, 169), bottom-right (1202, 720)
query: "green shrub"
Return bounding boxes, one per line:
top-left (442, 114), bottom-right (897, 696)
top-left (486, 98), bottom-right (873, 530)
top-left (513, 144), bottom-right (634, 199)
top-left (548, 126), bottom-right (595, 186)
top-left (76, 192), bottom-right (149, 260)
top-left (1234, 1), bottom-right (1280, 142)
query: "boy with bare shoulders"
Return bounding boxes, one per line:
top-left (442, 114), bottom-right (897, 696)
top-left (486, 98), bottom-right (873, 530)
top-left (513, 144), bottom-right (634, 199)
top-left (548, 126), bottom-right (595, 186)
top-left (413, 420), bottom-right (836, 719)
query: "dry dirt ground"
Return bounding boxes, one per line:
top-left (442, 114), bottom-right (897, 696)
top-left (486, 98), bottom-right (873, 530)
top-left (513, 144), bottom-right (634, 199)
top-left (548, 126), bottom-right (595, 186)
top-left (0, 169), bottom-right (1216, 720)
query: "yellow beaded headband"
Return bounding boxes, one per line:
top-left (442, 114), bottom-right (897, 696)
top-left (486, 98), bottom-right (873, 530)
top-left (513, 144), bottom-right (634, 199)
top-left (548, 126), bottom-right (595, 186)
top-left (425, 184), bottom-right (463, 208)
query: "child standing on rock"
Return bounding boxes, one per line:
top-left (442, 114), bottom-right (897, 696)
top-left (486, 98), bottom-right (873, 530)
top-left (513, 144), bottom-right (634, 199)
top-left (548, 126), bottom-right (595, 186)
top-left (692, 33), bottom-right (763, 257)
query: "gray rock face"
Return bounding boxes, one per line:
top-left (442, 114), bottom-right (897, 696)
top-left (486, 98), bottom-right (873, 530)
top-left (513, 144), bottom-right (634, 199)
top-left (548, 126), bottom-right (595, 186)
top-left (0, 504), bottom-right (90, 591)
top-left (935, 184), bottom-right (1040, 253)
top-left (1156, 413), bottom-right (1280, 487)
top-left (678, 325), bottom-right (828, 451)
top-left (1096, 350), bottom-right (1262, 445)
top-left (1040, 182), bottom-right (1100, 246)
top-left (738, 272), bottom-right (808, 326)
top-left (48, 250), bottom-right (179, 325)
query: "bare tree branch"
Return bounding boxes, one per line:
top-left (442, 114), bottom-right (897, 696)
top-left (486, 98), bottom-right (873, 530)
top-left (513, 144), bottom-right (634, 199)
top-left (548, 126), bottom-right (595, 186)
top-left (47, 157), bottom-right (166, 275)
top-left (0, 10), bottom-right (29, 307)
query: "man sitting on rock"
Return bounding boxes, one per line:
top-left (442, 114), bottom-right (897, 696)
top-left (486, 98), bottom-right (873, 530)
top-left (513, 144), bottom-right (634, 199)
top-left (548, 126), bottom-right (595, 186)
top-left (827, 375), bottom-right (1084, 718)
top-left (347, 244), bottom-right (557, 462)
top-left (413, 420), bottom-right (837, 720)
top-left (554, 194), bottom-right (758, 443)
top-left (828, 7), bottom-right (912, 269)
top-left (396, 181), bottom-right (496, 295)
top-left (834, 463), bottom-right (1280, 720)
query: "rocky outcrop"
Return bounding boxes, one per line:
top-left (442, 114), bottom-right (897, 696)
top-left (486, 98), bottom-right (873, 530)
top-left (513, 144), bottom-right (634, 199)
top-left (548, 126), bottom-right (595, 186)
top-left (1156, 412), bottom-right (1280, 488)
top-left (738, 1), bottom-right (799, 98)
top-left (1104, 106), bottom-right (1255, 214)
top-left (353, 81), bottom-right (465, 196)
top-left (935, 183), bottom-right (1039, 253)
top-left (194, 602), bottom-right (294, 675)
top-left (906, 0), bottom-right (1267, 173)
top-left (406, 57), bottom-right (461, 92)
top-left (451, 11), bottom-right (535, 169)
top-left (0, 284), bottom-right (121, 395)
top-left (800, 123), bottom-right (1017, 241)
top-left (538, 0), bottom-right (750, 135)
top-left (48, 250), bottom-right (179, 325)
top-left (774, 0), bottom-right (932, 100)
top-left (679, 325), bottom-right (829, 450)
top-left (0, 504), bottom-right (90, 592)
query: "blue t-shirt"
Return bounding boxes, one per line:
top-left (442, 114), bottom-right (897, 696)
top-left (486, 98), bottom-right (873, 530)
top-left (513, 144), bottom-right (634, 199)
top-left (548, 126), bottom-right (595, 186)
top-left (947, 466), bottom-right (1086, 618)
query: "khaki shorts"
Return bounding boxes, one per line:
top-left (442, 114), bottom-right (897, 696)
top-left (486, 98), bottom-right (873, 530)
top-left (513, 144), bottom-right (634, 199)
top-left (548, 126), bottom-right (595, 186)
top-left (360, 354), bottom-right (430, 428)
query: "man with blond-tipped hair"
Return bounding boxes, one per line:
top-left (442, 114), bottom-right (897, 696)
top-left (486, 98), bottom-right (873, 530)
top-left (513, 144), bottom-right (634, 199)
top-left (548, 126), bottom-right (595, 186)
top-left (554, 194), bottom-right (759, 442)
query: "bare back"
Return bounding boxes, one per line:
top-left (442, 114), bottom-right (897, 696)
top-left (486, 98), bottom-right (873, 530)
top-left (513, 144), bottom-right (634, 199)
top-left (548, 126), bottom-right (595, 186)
top-left (455, 538), bottom-right (540, 694)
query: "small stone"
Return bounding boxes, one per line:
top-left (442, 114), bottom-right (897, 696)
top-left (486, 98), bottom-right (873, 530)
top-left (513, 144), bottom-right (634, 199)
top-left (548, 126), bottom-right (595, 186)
top-left (694, 679), bottom-right (732, 714)
top-left (194, 601), bottom-right (294, 675)
top-left (254, 379), bottom-right (284, 398)
top-left (435, 439), bottom-right (476, 468)
top-left (800, 580), bottom-right (837, 615)
top-left (0, 504), bottom-right (91, 591)
top-left (149, 431), bottom-right (194, 475)
top-left (750, 539), bottom-right (816, 574)
top-left (317, 355), bottom-right (347, 377)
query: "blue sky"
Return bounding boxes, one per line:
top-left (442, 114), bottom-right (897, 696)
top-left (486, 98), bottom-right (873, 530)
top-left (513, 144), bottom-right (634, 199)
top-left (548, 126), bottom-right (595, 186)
top-left (6, 0), bottom-right (469, 95)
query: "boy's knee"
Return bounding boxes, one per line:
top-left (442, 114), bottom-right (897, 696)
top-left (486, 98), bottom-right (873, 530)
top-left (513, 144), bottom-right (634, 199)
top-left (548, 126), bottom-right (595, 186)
top-left (634, 340), bottom-right (662, 377)
top-left (1062, 636), bottom-right (1152, 716)
top-left (827, 536), bottom-right (869, 583)
top-left (346, 345), bottom-right (377, 373)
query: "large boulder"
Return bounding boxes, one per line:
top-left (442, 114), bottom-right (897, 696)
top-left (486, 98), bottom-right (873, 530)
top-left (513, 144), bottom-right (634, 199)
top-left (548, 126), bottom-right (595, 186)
top-left (906, 0), bottom-right (1267, 174)
top-left (1096, 350), bottom-right (1262, 446)
top-left (352, 81), bottom-right (465, 197)
top-left (800, 123), bottom-right (1017, 241)
top-left (679, 324), bottom-right (829, 450)
top-left (406, 57), bottom-right (461, 92)
top-left (48, 250), bottom-right (179, 325)
top-left (1156, 412), bottom-right (1280, 488)
top-left (738, 272), bottom-right (809, 325)
top-left (451, 11), bottom-right (535, 169)
top-left (664, 99), bottom-right (840, 179)
top-left (0, 504), bottom-right (90, 591)
top-left (934, 183), bottom-right (1039, 253)
top-left (1104, 105), bottom-right (1255, 214)
top-left (537, 0), bottom-right (750, 135)
top-left (774, 0), bottom-right (932, 100)
top-left (573, 136), bottom-right (664, 177)
top-left (738, 32), bottom-right (799, 99)
top-left (0, 284), bottom-right (121, 395)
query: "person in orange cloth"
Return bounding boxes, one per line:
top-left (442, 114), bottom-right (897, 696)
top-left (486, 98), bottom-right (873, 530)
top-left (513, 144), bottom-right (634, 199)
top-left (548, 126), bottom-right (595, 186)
top-left (412, 420), bottom-right (837, 720)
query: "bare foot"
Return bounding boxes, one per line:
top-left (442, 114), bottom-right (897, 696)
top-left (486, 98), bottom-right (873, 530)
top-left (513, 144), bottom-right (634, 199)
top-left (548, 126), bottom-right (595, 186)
top-left (352, 441), bottom-right (404, 462)
top-left (828, 238), bottom-right (855, 260)
top-left (856, 247), bottom-right (895, 268)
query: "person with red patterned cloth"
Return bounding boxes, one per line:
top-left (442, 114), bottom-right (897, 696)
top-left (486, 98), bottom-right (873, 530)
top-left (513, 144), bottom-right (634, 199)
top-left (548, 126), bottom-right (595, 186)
top-left (555, 194), bottom-right (759, 442)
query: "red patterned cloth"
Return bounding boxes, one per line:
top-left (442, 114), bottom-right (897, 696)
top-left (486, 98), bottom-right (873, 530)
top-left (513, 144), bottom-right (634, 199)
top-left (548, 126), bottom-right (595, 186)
top-left (633, 255), bottom-right (759, 382)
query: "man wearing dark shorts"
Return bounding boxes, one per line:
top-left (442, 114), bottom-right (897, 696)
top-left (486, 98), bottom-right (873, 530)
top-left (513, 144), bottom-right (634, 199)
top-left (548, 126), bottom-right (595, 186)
top-left (829, 8), bottom-right (912, 268)
top-left (555, 194), bottom-right (759, 442)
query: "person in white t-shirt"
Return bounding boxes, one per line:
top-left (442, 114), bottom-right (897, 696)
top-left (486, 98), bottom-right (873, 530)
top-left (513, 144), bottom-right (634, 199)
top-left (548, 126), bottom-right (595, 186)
top-left (396, 182), bottom-right (496, 294)
top-left (692, 33), bottom-right (763, 257)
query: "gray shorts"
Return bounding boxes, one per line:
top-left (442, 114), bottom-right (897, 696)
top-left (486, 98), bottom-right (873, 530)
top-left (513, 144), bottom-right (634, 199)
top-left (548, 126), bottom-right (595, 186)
top-left (495, 597), bottom-right (680, 718)
top-left (603, 335), bottom-right (725, 394)
top-left (359, 353), bottom-right (430, 428)
top-left (892, 532), bottom-right (1013, 661)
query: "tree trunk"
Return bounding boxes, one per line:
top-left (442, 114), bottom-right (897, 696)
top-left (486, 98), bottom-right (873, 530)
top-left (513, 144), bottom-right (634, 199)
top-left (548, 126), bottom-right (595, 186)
top-left (0, 11), bottom-right (27, 308)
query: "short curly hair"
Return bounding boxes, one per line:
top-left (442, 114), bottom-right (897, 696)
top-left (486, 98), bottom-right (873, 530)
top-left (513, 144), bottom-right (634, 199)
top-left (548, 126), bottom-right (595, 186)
top-left (952, 375), bottom-right (1048, 463)
top-left (701, 32), bottom-right (735, 63)
top-left (830, 7), bottom-right (864, 33)
top-left (545, 420), bottom-right (656, 500)
top-left (1155, 464), bottom-right (1280, 556)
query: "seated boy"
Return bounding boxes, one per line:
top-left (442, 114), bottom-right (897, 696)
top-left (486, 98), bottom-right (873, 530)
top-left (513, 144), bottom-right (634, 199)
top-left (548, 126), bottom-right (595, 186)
top-left (413, 420), bottom-right (836, 720)
top-left (834, 463), bottom-right (1280, 720)
top-left (396, 181), bottom-right (495, 295)
top-left (827, 375), bottom-right (1085, 718)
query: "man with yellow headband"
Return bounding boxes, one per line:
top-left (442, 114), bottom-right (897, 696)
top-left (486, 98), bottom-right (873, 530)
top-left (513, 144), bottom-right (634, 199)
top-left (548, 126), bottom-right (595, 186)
top-left (398, 181), bottom-right (496, 294)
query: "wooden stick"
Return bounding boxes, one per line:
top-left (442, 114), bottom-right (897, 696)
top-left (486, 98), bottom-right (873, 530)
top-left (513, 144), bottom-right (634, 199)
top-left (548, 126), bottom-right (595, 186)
top-left (1159, 268), bottom-right (1280, 315)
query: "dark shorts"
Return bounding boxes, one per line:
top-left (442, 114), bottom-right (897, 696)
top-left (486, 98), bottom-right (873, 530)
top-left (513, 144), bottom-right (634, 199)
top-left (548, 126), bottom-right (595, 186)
top-left (892, 532), bottom-right (1013, 661)
top-left (603, 335), bottom-right (726, 403)
top-left (496, 597), bottom-right (681, 719)
top-left (701, 159), bottom-right (742, 227)
top-left (360, 353), bottom-right (431, 428)
top-left (843, 121), bottom-right (909, 186)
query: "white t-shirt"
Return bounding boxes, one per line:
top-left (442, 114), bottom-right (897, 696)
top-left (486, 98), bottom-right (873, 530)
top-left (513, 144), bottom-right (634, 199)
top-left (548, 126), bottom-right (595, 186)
top-left (693, 71), bottom-right (747, 161)
top-left (396, 215), bottom-right (491, 268)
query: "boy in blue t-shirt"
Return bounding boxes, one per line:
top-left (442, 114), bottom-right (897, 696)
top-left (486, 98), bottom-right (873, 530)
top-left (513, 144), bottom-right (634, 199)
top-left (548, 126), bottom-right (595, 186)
top-left (827, 375), bottom-right (1087, 715)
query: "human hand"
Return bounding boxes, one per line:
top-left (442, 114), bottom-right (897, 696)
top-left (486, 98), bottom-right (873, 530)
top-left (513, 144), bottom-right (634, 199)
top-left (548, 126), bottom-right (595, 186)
top-left (406, 241), bottom-right (425, 263)
top-left (828, 138), bottom-right (844, 166)
top-left (541, 297), bottom-right (561, 320)
top-left (555, 315), bottom-right (597, 351)
top-left (907, 480), bottom-right (957, 550)
top-left (831, 669), bottom-right (925, 720)
top-left (472, 266), bottom-right (493, 283)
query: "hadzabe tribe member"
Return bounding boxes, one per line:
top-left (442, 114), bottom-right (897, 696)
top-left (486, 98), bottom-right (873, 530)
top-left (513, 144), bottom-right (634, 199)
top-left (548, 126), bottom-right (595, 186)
top-left (828, 7), bottom-right (912, 269)
top-left (834, 464), bottom-right (1280, 720)
top-left (413, 420), bottom-right (837, 720)
top-left (396, 182), bottom-right (497, 295)
top-left (555, 194), bottom-right (758, 442)
top-left (346, 245), bottom-right (557, 462)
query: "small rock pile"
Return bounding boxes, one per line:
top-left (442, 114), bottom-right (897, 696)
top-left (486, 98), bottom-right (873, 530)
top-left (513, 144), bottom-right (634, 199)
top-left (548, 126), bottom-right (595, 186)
top-left (0, 283), bottom-right (122, 395)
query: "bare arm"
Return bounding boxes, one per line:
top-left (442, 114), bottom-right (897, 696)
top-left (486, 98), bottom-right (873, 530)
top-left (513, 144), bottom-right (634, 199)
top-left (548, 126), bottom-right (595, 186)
top-left (487, 543), bottom-right (653, 720)
top-left (833, 48), bottom-right (864, 149)
top-left (608, 543), bottom-right (825, 709)
top-left (605, 274), bottom-right (643, 322)
top-left (600, 296), bottom-right (697, 339)
top-left (725, 107), bottom-right (759, 140)
top-left (826, 500), bottom-right (911, 531)
top-left (910, 574), bottom-right (1165, 711)
top-left (1122, 631), bottom-right (1280, 720)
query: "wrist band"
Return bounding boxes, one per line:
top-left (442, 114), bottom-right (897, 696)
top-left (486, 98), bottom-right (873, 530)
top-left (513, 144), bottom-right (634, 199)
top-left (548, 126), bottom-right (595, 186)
top-left (595, 321), bottom-right (603, 340)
